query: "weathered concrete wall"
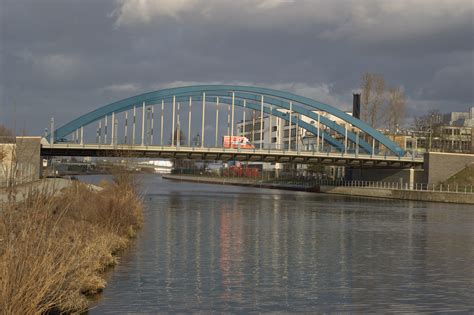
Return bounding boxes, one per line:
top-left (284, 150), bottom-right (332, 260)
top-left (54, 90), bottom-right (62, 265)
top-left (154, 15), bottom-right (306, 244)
top-left (16, 137), bottom-right (42, 182)
top-left (0, 136), bottom-right (43, 186)
top-left (0, 143), bottom-right (16, 186)
top-left (346, 168), bottom-right (424, 184)
top-left (424, 152), bottom-right (474, 185)
top-left (321, 186), bottom-right (474, 204)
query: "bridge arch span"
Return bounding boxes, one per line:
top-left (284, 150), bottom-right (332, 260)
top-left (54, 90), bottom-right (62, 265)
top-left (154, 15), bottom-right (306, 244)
top-left (53, 85), bottom-right (405, 156)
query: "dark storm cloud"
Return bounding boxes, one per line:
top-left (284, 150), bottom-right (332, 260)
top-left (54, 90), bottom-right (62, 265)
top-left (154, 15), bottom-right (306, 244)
top-left (0, 0), bottom-right (473, 134)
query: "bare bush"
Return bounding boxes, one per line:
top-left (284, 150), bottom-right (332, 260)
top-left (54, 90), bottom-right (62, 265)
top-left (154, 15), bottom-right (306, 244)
top-left (0, 174), bottom-right (143, 314)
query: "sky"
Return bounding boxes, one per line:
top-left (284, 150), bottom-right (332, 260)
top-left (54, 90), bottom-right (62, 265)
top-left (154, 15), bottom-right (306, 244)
top-left (0, 0), bottom-right (473, 136)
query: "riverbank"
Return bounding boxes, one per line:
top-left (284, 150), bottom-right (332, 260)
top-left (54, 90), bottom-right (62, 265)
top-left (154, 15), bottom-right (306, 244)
top-left (163, 174), bottom-right (474, 204)
top-left (162, 174), bottom-right (319, 192)
top-left (0, 175), bottom-right (143, 314)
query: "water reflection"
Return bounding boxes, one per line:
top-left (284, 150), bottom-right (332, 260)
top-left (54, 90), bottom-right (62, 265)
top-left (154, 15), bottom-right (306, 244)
top-left (87, 175), bottom-right (474, 314)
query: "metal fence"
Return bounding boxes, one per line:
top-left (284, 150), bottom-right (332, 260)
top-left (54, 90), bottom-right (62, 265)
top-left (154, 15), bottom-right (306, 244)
top-left (267, 178), bottom-right (474, 194)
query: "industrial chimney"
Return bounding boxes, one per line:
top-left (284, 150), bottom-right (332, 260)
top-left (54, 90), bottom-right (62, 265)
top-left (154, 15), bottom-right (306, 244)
top-left (352, 93), bottom-right (361, 119)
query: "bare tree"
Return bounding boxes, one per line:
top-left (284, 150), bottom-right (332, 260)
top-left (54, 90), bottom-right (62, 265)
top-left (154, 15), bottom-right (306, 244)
top-left (413, 110), bottom-right (442, 132)
top-left (386, 87), bottom-right (406, 133)
top-left (413, 110), bottom-right (443, 151)
top-left (361, 73), bottom-right (386, 128)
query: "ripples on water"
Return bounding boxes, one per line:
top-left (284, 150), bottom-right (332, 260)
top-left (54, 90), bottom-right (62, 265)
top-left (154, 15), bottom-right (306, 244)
top-left (84, 175), bottom-right (474, 313)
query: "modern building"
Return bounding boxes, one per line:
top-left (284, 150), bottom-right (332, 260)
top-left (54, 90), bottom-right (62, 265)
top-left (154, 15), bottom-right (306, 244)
top-left (385, 107), bottom-right (474, 155)
top-left (235, 109), bottom-right (353, 178)
top-left (443, 107), bottom-right (474, 127)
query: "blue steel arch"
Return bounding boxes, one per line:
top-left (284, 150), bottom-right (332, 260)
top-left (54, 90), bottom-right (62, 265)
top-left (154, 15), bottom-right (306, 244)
top-left (171, 95), bottom-right (345, 151)
top-left (53, 85), bottom-right (404, 156)
top-left (162, 91), bottom-right (373, 153)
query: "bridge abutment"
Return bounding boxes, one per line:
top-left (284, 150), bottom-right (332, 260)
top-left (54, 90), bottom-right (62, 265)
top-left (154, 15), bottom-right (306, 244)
top-left (423, 152), bottom-right (474, 185)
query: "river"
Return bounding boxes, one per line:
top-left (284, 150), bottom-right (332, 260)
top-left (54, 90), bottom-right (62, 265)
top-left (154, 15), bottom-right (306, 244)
top-left (83, 175), bottom-right (474, 313)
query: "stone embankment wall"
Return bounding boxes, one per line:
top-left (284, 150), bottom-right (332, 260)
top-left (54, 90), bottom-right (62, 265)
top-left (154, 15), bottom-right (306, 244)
top-left (163, 174), bottom-right (474, 205)
top-left (320, 186), bottom-right (474, 204)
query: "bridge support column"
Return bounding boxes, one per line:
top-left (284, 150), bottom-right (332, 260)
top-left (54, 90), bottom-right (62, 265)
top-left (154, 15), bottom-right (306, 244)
top-left (132, 105), bottom-right (136, 145)
top-left (50, 117), bottom-right (54, 146)
top-left (111, 112), bottom-right (115, 145)
top-left (124, 112), bottom-right (128, 144)
top-left (316, 113), bottom-right (320, 152)
top-left (260, 95), bottom-right (264, 149)
top-left (288, 101), bottom-right (292, 151)
top-left (188, 97), bottom-right (192, 147)
top-left (231, 91), bottom-right (235, 139)
top-left (201, 92), bottom-right (205, 148)
top-left (80, 126), bottom-right (83, 146)
top-left (356, 130), bottom-right (360, 157)
top-left (215, 97), bottom-right (219, 147)
top-left (104, 115), bottom-right (108, 144)
top-left (177, 102), bottom-right (181, 148)
top-left (160, 100), bottom-right (164, 146)
top-left (344, 125), bottom-right (348, 155)
top-left (227, 104), bottom-right (230, 137)
top-left (172, 96), bottom-right (176, 146)
top-left (296, 113), bottom-right (299, 153)
top-left (98, 120), bottom-right (102, 145)
top-left (269, 104), bottom-right (273, 150)
top-left (242, 99), bottom-right (246, 137)
top-left (141, 102), bottom-right (145, 146)
top-left (151, 106), bottom-right (154, 145)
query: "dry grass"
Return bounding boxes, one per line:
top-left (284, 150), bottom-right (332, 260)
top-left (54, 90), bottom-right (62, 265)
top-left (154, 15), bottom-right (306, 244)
top-left (0, 174), bottom-right (143, 314)
top-left (444, 163), bottom-right (474, 186)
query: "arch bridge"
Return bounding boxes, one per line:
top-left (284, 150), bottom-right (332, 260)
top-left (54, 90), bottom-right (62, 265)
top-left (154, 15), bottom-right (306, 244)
top-left (42, 85), bottom-right (422, 168)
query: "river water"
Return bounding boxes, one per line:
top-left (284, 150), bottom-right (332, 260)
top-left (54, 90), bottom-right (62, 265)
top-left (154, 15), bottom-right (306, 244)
top-left (85, 175), bottom-right (474, 313)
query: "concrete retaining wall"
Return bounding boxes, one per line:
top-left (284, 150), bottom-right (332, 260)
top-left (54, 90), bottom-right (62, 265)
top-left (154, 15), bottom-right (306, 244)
top-left (163, 174), bottom-right (474, 204)
top-left (321, 186), bottom-right (474, 204)
top-left (347, 168), bottom-right (425, 184)
top-left (424, 152), bottom-right (474, 185)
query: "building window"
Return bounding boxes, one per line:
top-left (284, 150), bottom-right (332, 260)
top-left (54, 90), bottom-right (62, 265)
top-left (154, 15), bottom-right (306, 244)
top-left (272, 126), bottom-right (277, 132)
top-left (272, 137), bottom-right (277, 143)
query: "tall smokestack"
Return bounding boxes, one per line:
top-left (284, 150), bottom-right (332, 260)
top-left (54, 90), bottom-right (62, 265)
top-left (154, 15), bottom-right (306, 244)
top-left (352, 93), bottom-right (361, 119)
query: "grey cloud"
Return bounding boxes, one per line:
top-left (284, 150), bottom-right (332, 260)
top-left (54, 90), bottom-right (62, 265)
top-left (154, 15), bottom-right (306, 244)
top-left (0, 0), bottom-right (473, 135)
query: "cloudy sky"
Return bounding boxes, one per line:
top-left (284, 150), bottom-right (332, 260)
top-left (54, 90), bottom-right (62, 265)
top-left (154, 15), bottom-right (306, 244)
top-left (0, 0), bottom-right (473, 135)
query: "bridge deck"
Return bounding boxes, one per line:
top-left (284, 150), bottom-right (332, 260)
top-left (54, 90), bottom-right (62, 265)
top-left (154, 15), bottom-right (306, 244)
top-left (41, 144), bottom-right (424, 168)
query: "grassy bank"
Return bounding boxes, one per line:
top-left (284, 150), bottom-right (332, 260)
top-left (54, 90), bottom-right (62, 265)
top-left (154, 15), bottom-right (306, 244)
top-left (0, 174), bottom-right (143, 314)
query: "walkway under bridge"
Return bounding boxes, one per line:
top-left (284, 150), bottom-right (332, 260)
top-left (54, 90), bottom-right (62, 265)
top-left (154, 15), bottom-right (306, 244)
top-left (41, 144), bottom-right (423, 168)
